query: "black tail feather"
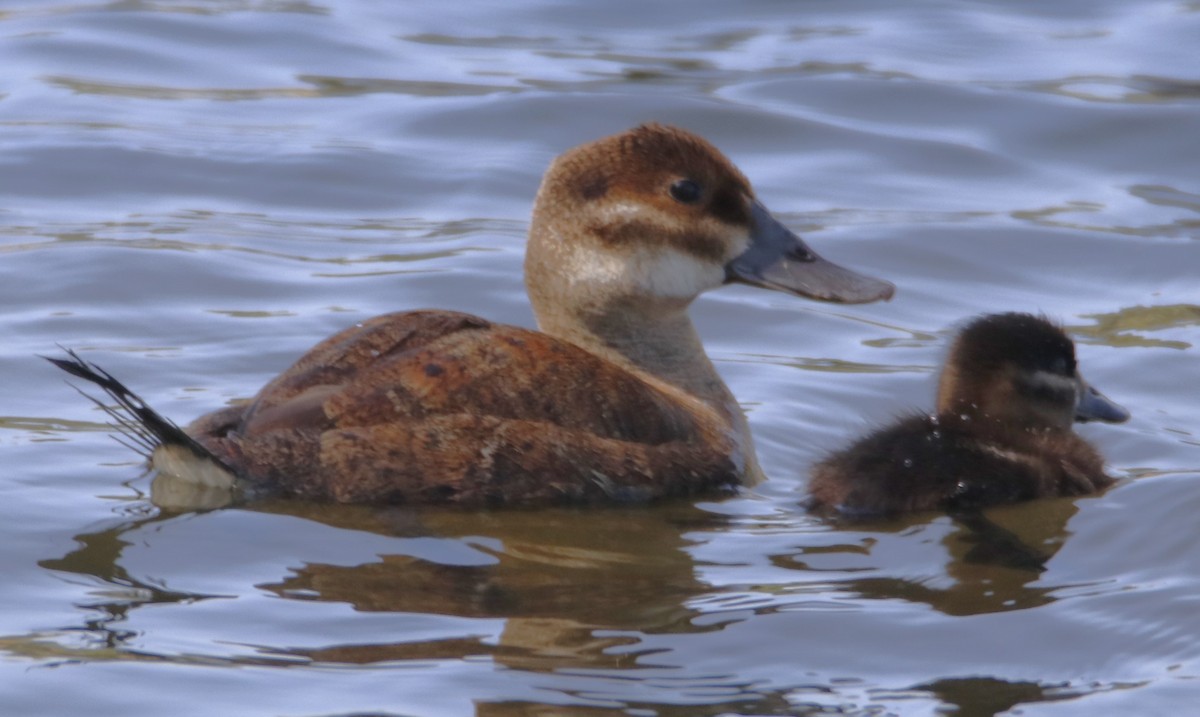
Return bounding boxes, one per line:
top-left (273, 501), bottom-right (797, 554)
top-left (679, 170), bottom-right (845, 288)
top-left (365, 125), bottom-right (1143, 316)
top-left (65, 381), bottom-right (158, 456)
top-left (44, 347), bottom-right (222, 466)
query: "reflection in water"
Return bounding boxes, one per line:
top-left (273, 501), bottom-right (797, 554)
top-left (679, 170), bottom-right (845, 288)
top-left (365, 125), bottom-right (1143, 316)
top-left (0, 212), bottom-right (512, 265)
top-left (788, 497), bottom-right (1084, 617)
top-left (476, 694), bottom-right (805, 717)
top-left (6, 0), bottom-right (1200, 712)
top-left (43, 76), bottom-right (320, 101)
top-left (298, 75), bottom-right (520, 98)
top-left (1074, 304), bottom-right (1200, 350)
top-left (0, 1), bottom-right (330, 21)
top-left (1129, 184), bottom-right (1200, 214)
top-left (38, 501), bottom-right (729, 672)
top-left (38, 509), bottom-right (229, 658)
top-left (912, 676), bottom-right (1089, 716)
top-left (1022, 74), bottom-right (1200, 103)
top-left (256, 503), bottom-right (728, 670)
top-left (1012, 189), bottom-right (1200, 240)
top-left (28, 487), bottom-right (1154, 715)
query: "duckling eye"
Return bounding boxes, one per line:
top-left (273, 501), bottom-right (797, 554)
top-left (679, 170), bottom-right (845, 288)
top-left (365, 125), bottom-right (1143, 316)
top-left (669, 179), bottom-right (703, 204)
top-left (1050, 356), bottom-right (1075, 375)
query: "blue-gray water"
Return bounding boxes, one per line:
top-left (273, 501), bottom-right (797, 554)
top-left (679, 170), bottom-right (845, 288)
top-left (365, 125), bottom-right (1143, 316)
top-left (3, 2), bottom-right (1199, 715)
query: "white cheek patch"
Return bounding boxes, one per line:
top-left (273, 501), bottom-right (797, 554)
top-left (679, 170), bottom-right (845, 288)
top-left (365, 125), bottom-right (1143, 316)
top-left (1018, 370), bottom-right (1081, 425)
top-left (563, 241), bottom-right (725, 302)
top-left (1027, 370), bottom-right (1078, 399)
top-left (633, 247), bottom-right (725, 300)
top-left (562, 198), bottom-right (746, 301)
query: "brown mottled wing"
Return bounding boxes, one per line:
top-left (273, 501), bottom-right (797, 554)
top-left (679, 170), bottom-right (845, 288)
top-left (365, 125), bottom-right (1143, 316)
top-left (185, 310), bottom-right (490, 440)
top-left (321, 325), bottom-right (703, 445)
top-left (244, 310), bottom-right (496, 418)
top-left (227, 309), bottom-right (701, 444)
top-left (191, 310), bottom-right (737, 505)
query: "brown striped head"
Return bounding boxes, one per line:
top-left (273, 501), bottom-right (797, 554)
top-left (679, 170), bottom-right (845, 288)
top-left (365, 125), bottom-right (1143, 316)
top-left (525, 124), bottom-right (894, 326)
top-left (936, 313), bottom-right (1129, 431)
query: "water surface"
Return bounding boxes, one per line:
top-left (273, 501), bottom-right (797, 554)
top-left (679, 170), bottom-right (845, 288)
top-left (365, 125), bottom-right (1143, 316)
top-left (3, 1), bottom-right (1199, 715)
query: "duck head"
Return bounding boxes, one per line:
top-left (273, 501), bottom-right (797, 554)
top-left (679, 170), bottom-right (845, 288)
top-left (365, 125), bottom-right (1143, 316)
top-left (936, 313), bottom-right (1130, 431)
top-left (524, 124), bottom-right (894, 331)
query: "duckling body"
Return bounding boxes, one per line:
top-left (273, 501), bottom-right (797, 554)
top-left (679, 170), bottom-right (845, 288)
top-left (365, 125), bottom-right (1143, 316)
top-left (51, 124), bottom-right (893, 507)
top-left (808, 413), bottom-right (1112, 516)
top-left (807, 313), bottom-right (1128, 517)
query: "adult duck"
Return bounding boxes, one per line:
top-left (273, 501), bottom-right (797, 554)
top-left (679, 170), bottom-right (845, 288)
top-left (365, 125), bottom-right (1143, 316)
top-left (50, 124), bottom-right (894, 507)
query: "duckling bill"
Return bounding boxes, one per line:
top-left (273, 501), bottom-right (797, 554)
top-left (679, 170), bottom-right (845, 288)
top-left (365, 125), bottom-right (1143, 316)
top-left (49, 123), bottom-right (893, 508)
top-left (807, 313), bottom-right (1128, 517)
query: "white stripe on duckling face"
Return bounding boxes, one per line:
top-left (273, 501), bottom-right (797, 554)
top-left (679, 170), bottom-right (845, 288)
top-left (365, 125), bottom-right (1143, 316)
top-left (1025, 370), bottom-right (1078, 400)
top-left (1015, 369), bottom-right (1080, 429)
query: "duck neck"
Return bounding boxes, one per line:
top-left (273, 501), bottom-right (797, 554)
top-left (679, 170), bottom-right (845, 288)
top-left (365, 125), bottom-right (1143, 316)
top-left (536, 303), bottom-right (765, 483)
top-left (595, 306), bottom-right (725, 399)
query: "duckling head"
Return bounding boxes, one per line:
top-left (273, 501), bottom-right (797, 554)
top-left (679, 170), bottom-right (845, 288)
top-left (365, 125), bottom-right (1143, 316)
top-left (936, 313), bottom-right (1130, 431)
top-left (524, 124), bottom-right (894, 331)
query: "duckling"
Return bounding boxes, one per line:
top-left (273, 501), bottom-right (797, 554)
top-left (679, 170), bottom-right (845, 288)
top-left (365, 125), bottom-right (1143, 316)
top-left (49, 123), bottom-right (894, 508)
top-left (806, 313), bottom-right (1129, 517)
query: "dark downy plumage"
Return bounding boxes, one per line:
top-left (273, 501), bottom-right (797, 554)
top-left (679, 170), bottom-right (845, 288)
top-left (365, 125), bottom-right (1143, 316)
top-left (807, 313), bottom-right (1129, 517)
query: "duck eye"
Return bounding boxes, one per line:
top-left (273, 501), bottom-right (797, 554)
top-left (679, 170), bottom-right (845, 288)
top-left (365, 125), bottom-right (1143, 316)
top-left (1050, 356), bottom-right (1074, 375)
top-left (669, 179), bottom-right (702, 204)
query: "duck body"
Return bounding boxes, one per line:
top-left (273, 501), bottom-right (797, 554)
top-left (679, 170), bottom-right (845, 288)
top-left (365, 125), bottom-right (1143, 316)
top-left (181, 309), bottom-right (740, 505)
top-left (51, 124), bottom-right (893, 508)
top-left (807, 313), bottom-right (1128, 517)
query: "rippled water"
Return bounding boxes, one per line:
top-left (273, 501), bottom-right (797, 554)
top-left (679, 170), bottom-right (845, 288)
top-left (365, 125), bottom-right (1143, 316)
top-left (3, 1), bottom-right (1199, 715)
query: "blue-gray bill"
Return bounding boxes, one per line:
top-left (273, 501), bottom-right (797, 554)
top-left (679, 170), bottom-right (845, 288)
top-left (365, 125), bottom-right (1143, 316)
top-left (1076, 381), bottom-right (1130, 423)
top-left (725, 201), bottom-right (895, 304)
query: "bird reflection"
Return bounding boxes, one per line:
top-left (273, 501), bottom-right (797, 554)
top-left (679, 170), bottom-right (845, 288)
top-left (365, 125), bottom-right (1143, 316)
top-left (38, 505), bottom-right (230, 658)
top-left (912, 675), bottom-right (1082, 715)
top-left (796, 496), bottom-right (1084, 616)
top-left (37, 488), bottom-right (1095, 717)
top-left (39, 499), bottom-right (729, 671)
top-left (256, 501), bottom-right (729, 670)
